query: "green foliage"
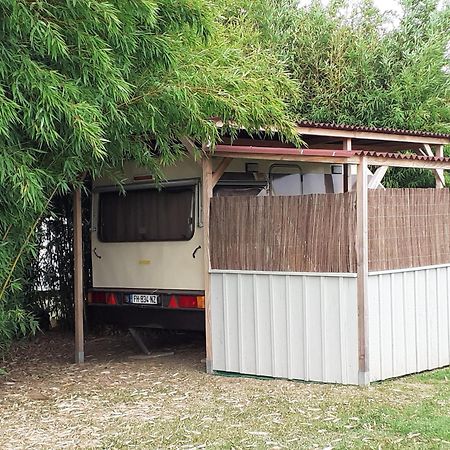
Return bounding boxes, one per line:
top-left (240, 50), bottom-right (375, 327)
top-left (253, 0), bottom-right (450, 133)
top-left (0, 0), bottom-right (296, 351)
top-left (227, 0), bottom-right (450, 189)
top-left (22, 191), bottom-right (92, 329)
top-left (383, 167), bottom-right (436, 188)
top-left (0, 300), bottom-right (38, 355)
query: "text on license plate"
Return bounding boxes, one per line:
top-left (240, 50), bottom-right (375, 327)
top-left (131, 294), bottom-right (158, 305)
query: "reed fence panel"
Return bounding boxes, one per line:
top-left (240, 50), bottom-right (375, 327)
top-left (368, 189), bottom-right (450, 271)
top-left (210, 193), bottom-right (356, 273)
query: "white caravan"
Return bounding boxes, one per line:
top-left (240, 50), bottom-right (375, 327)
top-left (87, 154), bottom-right (343, 331)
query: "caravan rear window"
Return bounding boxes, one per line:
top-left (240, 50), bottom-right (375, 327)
top-left (98, 186), bottom-right (195, 242)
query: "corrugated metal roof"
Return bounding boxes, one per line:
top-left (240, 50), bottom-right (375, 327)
top-left (355, 150), bottom-right (450, 162)
top-left (297, 121), bottom-right (450, 139)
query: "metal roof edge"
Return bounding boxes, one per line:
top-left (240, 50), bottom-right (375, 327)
top-left (296, 120), bottom-right (450, 140)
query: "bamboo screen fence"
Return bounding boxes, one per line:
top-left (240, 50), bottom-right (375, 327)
top-left (368, 189), bottom-right (450, 271)
top-left (210, 193), bottom-right (357, 273)
top-left (210, 189), bottom-right (450, 274)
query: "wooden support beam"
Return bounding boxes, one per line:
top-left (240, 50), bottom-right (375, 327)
top-left (212, 158), bottom-right (232, 187)
top-left (356, 157), bottom-right (369, 386)
top-left (423, 143), bottom-right (435, 156)
top-left (180, 136), bottom-right (201, 163)
top-left (363, 156), bottom-right (450, 170)
top-left (309, 143), bottom-right (424, 152)
top-left (368, 166), bottom-right (388, 189)
top-left (214, 149), bottom-right (450, 170)
top-left (435, 145), bottom-right (445, 188)
top-left (423, 144), bottom-right (445, 188)
top-left (215, 151), bottom-right (353, 165)
top-left (202, 150), bottom-right (213, 374)
top-left (73, 188), bottom-right (84, 364)
top-left (343, 138), bottom-right (352, 192)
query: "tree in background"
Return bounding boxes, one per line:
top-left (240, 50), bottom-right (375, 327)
top-left (0, 0), bottom-right (297, 352)
top-left (272, 0), bottom-right (449, 133)
top-left (227, 0), bottom-right (449, 186)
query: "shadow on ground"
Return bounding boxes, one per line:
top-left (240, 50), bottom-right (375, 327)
top-left (2, 328), bottom-right (206, 383)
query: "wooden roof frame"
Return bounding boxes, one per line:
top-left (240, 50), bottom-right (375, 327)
top-left (214, 146), bottom-right (450, 170)
top-left (212, 121), bottom-right (450, 171)
top-left (211, 120), bottom-right (450, 170)
top-left (294, 124), bottom-right (450, 146)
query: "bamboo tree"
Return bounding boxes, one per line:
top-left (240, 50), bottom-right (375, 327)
top-left (232, 0), bottom-right (449, 186)
top-left (0, 0), bottom-right (297, 352)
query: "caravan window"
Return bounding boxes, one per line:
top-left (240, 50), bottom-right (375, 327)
top-left (213, 172), bottom-right (268, 197)
top-left (98, 186), bottom-right (195, 242)
top-left (269, 164), bottom-right (303, 196)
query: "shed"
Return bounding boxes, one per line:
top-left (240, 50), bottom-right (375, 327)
top-left (73, 122), bottom-right (450, 386)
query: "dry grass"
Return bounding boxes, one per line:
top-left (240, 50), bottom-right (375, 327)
top-left (1, 331), bottom-right (449, 450)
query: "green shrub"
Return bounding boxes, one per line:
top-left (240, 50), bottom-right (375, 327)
top-left (0, 300), bottom-right (38, 356)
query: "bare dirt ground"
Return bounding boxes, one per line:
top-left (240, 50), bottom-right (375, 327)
top-left (1, 331), bottom-right (449, 450)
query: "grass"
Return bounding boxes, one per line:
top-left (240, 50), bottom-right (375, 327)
top-left (0, 332), bottom-right (449, 449)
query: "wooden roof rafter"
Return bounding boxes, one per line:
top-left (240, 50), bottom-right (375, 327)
top-left (213, 144), bottom-right (450, 170)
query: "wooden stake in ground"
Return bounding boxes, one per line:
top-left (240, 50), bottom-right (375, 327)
top-left (73, 188), bottom-right (84, 364)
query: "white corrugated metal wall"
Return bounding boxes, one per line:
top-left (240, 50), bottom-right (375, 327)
top-left (211, 270), bottom-right (359, 384)
top-left (211, 265), bottom-right (450, 385)
top-left (368, 265), bottom-right (450, 382)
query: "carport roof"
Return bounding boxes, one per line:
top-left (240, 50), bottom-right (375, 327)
top-left (216, 120), bottom-right (450, 151)
top-left (294, 121), bottom-right (450, 151)
top-left (295, 121), bottom-right (450, 140)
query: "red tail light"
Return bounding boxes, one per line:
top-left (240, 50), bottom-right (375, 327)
top-left (178, 295), bottom-right (198, 308)
top-left (88, 291), bottom-right (107, 304)
top-left (106, 293), bottom-right (117, 305)
top-left (88, 291), bottom-right (118, 305)
top-left (169, 295), bottom-right (205, 309)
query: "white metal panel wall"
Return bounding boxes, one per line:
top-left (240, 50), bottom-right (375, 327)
top-left (211, 270), bottom-right (359, 384)
top-left (368, 265), bottom-right (450, 382)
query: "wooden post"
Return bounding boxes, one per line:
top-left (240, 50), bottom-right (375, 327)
top-left (435, 145), bottom-right (445, 188)
top-left (356, 156), bottom-right (369, 386)
top-left (73, 188), bottom-right (84, 364)
top-left (202, 151), bottom-right (213, 374)
top-left (343, 138), bottom-right (352, 192)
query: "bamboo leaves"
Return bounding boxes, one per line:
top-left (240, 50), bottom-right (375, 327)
top-left (258, 0), bottom-right (449, 133)
top-left (0, 0), bottom-right (296, 352)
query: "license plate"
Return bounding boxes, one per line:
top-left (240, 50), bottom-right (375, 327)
top-left (130, 294), bottom-right (158, 305)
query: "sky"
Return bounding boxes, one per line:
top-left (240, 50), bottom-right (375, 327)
top-left (296, 0), bottom-right (404, 29)
top-left (301, 0), bottom-right (447, 15)
top-left (371, 0), bottom-right (402, 13)
top-left (298, 0), bottom-right (403, 15)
